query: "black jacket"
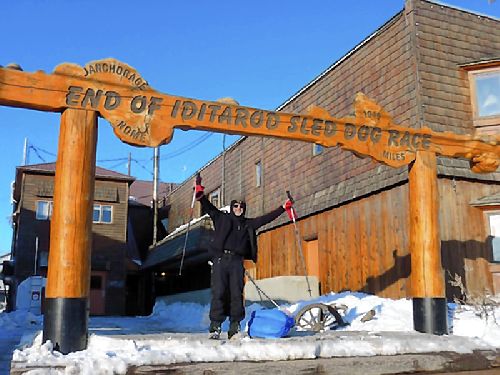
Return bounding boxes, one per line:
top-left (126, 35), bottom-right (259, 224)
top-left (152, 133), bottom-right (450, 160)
top-left (200, 196), bottom-right (285, 262)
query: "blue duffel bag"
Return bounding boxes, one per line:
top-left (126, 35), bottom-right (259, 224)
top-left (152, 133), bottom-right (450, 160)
top-left (247, 309), bottom-right (295, 338)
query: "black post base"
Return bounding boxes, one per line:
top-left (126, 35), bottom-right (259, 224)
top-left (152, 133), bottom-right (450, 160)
top-left (43, 297), bottom-right (89, 354)
top-left (412, 297), bottom-right (448, 335)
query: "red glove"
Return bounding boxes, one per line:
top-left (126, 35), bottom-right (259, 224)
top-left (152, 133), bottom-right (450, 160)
top-left (195, 184), bottom-right (204, 200)
top-left (194, 173), bottom-right (204, 200)
top-left (284, 199), bottom-right (297, 220)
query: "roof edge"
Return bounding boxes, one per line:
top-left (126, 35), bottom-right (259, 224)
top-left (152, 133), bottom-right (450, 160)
top-left (275, 9), bottom-right (404, 112)
top-left (425, 0), bottom-right (500, 22)
top-left (16, 163), bottom-right (136, 182)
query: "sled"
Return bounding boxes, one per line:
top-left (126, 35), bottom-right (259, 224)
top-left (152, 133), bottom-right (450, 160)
top-left (245, 270), bottom-right (348, 337)
top-left (247, 302), bottom-right (348, 338)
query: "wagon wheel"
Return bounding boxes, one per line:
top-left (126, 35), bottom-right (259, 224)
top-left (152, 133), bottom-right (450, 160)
top-left (294, 303), bottom-right (345, 332)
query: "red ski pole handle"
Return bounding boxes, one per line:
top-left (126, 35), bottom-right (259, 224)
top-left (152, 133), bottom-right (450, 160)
top-left (286, 190), bottom-right (295, 204)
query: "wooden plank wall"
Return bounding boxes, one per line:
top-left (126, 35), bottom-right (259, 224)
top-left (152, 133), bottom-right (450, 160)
top-left (16, 173), bottom-right (130, 315)
top-left (439, 178), bottom-right (498, 298)
top-left (92, 180), bottom-right (128, 246)
top-left (256, 184), bottom-right (411, 299)
top-left (15, 174), bottom-right (53, 279)
top-left (256, 179), bottom-right (499, 299)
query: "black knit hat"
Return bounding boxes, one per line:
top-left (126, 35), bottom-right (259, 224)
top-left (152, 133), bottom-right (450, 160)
top-left (230, 199), bottom-right (246, 215)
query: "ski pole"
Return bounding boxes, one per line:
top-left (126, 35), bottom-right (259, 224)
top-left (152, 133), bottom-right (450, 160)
top-left (244, 269), bottom-right (281, 309)
top-left (286, 191), bottom-right (312, 297)
top-left (179, 173), bottom-right (199, 276)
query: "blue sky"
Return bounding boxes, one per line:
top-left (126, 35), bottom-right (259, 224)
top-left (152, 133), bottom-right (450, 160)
top-left (0, 0), bottom-right (498, 254)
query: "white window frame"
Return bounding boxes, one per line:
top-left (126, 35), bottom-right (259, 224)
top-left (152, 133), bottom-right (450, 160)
top-left (313, 144), bottom-right (323, 156)
top-left (209, 188), bottom-right (221, 208)
top-left (35, 200), bottom-right (53, 220)
top-left (255, 161), bottom-right (262, 188)
top-left (468, 65), bottom-right (500, 131)
top-left (93, 204), bottom-right (113, 224)
top-left (486, 210), bottom-right (500, 263)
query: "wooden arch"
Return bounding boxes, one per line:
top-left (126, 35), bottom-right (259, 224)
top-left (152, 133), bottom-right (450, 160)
top-left (1, 59), bottom-right (498, 352)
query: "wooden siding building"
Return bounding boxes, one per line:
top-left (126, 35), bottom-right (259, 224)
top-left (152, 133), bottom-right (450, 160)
top-left (156, 0), bottom-right (500, 300)
top-left (8, 163), bottom-right (165, 315)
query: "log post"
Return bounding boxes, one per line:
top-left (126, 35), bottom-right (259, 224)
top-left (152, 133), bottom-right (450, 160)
top-left (43, 108), bottom-right (97, 353)
top-left (409, 150), bottom-right (447, 334)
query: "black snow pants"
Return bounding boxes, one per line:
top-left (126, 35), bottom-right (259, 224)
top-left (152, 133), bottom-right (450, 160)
top-left (209, 253), bottom-right (245, 323)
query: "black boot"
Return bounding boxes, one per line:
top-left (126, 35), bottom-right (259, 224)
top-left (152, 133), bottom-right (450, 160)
top-left (228, 321), bottom-right (241, 339)
top-left (209, 321), bottom-right (222, 339)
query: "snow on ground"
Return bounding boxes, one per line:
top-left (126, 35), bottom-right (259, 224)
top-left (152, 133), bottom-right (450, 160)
top-left (3, 292), bottom-right (500, 375)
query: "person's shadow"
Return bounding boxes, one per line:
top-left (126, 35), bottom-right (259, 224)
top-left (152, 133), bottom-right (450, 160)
top-left (362, 249), bottom-right (410, 294)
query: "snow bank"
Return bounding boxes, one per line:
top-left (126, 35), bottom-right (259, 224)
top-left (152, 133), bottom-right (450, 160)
top-left (4, 292), bottom-right (499, 375)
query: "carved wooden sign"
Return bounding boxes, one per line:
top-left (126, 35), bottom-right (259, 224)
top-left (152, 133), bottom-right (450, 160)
top-left (0, 58), bottom-right (498, 172)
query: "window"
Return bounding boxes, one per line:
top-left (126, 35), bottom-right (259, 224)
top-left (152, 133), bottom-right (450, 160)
top-left (209, 188), bottom-right (221, 208)
top-left (36, 200), bottom-right (53, 220)
top-left (93, 204), bottom-right (113, 224)
top-left (255, 161), bottom-right (262, 187)
top-left (468, 65), bottom-right (500, 131)
top-left (38, 251), bottom-right (49, 268)
top-left (161, 218), bottom-right (169, 231)
top-left (473, 71), bottom-right (500, 117)
top-left (487, 212), bottom-right (500, 262)
top-left (313, 144), bottom-right (323, 156)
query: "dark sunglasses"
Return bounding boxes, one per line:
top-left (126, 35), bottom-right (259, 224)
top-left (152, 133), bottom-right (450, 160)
top-left (233, 203), bottom-right (243, 208)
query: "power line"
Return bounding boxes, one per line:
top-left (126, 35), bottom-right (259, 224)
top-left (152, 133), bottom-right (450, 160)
top-left (28, 130), bottom-right (215, 166)
top-left (108, 160), bottom-right (128, 170)
top-left (158, 132), bottom-right (214, 161)
top-left (29, 146), bottom-right (46, 163)
top-left (97, 157), bottom-right (129, 163)
top-left (33, 146), bottom-right (57, 158)
top-left (27, 132), bottom-right (215, 179)
top-left (132, 158), bottom-right (154, 176)
top-left (29, 143), bottom-right (132, 163)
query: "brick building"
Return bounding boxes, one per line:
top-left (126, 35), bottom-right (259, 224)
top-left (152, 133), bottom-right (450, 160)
top-left (149, 0), bottom-right (500, 299)
top-left (7, 163), bottom-right (175, 315)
